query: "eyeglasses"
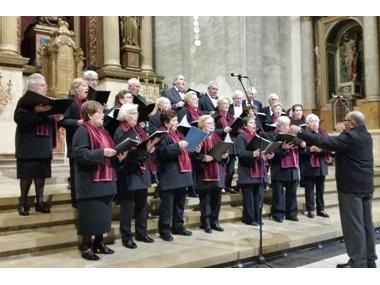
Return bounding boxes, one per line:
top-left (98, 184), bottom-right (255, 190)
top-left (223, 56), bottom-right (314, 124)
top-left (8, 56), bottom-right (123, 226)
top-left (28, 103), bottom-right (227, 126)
top-left (343, 119), bottom-right (352, 122)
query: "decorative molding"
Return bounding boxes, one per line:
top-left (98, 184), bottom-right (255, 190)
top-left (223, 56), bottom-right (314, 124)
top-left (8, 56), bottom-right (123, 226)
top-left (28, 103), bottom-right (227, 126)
top-left (88, 16), bottom-right (98, 66)
top-left (16, 16), bottom-right (21, 54)
top-left (300, 16), bottom-right (312, 22)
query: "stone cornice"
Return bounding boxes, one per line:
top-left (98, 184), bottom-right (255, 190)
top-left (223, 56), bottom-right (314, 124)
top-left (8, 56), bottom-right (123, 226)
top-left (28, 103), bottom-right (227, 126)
top-left (0, 53), bottom-right (29, 68)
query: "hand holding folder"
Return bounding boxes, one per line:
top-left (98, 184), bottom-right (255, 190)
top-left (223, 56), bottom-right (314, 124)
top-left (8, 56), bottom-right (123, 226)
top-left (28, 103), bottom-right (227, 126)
top-left (246, 134), bottom-right (282, 153)
top-left (18, 91), bottom-right (73, 114)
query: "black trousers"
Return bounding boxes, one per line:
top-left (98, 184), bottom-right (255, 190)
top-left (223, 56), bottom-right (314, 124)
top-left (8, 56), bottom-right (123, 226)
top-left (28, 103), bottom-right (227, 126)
top-left (303, 176), bottom-right (325, 212)
top-left (271, 180), bottom-right (298, 219)
top-left (225, 155), bottom-right (236, 189)
top-left (119, 189), bottom-right (148, 241)
top-left (241, 184), bottom-right (263, 224)
top-left (338, 192), bottom-right (377, 267)
top-left (198, 187), bottom-right (222, 227)
top-left (69, 157), bottom-right (76, 207)
top-left (158, 188), bottom-right (187, 237)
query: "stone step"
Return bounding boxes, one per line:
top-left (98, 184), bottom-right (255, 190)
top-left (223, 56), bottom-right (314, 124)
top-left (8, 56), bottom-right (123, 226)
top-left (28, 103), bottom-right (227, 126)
top-left (0, 200), bottom-right (379, 268)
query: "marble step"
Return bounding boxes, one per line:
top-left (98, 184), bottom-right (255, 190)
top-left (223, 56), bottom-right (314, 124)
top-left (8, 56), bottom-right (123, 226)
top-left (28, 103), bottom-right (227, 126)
top-left (0, 203), bottom-right (244, 257)
top-left (0, 200), bottom-right (379, 268)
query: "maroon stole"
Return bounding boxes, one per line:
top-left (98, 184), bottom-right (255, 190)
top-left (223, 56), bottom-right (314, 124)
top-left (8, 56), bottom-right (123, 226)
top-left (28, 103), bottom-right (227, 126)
top-left (185, 105), bottom-right (200, 122)
top-left (120, 122), bottom-right (148, 174)
top-left (201, 132), bottom-right (221, 181)
top-left (307, 128), bottom-right (330, 168)
top-left (164, 127), bottom-right (192, 173)
top-left (275, 129), bottom-right (299, 169)
top-left (83, 122), bottom-right (115, 182)
top-left (36, 123), bottom-right (49, 137)
top-left (241, 129), bottom-right (267, 178)
top-left (74, 96), bottom-right (85, 119)
top-left (219, 111), bottom-right (234, 129)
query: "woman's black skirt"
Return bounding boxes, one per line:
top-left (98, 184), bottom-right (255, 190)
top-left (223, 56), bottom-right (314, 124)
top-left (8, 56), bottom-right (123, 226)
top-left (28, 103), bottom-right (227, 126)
top-left (17, 159), bottom-right (51, 179)
top-left (77, 195), bottom-right (114, 236)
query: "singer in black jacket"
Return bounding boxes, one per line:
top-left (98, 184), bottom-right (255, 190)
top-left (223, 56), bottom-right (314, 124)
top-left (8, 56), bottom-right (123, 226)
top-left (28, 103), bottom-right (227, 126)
top-left (291, 111), bottom-right (377, 268)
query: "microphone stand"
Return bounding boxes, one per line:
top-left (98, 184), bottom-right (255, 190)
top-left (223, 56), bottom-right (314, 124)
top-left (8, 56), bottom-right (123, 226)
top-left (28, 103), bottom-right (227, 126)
top-left (251, 116), bottom-right (273, 268)
top-left (232, 74), bottom-right (272, 267)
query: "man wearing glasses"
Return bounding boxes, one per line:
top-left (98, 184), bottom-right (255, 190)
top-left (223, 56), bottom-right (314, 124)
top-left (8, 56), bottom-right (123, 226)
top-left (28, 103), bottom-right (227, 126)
top-left (290, 111), bottom-right (377, 268)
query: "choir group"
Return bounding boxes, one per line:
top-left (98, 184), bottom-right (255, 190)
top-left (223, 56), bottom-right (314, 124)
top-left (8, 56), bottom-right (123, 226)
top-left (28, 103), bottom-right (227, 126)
top-left (14, 72), bottom-right (331, 261)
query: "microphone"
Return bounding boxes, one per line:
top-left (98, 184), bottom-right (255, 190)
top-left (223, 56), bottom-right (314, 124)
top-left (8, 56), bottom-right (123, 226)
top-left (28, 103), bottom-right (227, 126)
top-left (230, 73), bottom-right (249, 79)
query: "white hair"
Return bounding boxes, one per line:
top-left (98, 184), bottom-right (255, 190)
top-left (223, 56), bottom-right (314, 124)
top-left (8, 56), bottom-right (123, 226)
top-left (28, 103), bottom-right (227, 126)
top-left (267, 93), bottom-right (279, 103)
top-left (233, 90), bottom-right (244, 99)
top-left (275, 115), bottom-right (290, 127)
top-left (305, 113), bottom-right (320, 124)
top-left (83, 70), bottom-right (98, 80)
top-left (128, 78), bottom-right (140, 86)
top-left (26, 73), bottom-right (45, 90)
top-left (348, 111), bottom-right (365, 126)
top-left (117, 103), bottom-right (138, 122)
top-left (248, 87), bottom-right (257, 94)
top-left (173, 74), bottom-right (185, 85)
top-left (151, 97), bottom-right (171, 115)
top-left (207, 81), bottom-right (218, 89)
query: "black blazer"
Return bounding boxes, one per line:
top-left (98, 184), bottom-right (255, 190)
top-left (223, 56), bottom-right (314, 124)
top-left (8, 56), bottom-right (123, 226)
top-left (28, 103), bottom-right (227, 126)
top-left (72, 127), bottom-right (117, 200)
top-left (199, 94), bottom-right (216, 114)
top-left (148, 113), bottom-right (161, 134)
top-left (228, 101), bottom-right (247, 117)
top-left (235, 134), bottom-right (266, 185)
top-left (14, 104), bottom-right (55, 160)
top-left (162, 87), bottom-right (183, 110)
top-left (299, 132), bottom-right (329, 177)
top-left (298, 125), bottom-right (374, 195)
top-left (113, 127), bottom-right (152, 191)
top-left (61, 100), bottom-right (81, 158)
top-left (156, 134), bottom-right (193, 191)
top-left (270, 146), bottom-right (300, 182)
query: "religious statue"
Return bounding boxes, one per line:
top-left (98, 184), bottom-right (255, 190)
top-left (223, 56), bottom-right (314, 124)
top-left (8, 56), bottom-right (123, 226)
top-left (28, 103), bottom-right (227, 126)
top-left (340, 32), bottom-right (359, 82)
top-left (120, 16), bottom-right (140, 47)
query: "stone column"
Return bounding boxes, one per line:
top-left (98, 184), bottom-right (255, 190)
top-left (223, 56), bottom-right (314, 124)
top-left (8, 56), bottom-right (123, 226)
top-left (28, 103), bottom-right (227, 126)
top-left (300, 16), bottom-right (316, 109)
top-left (357, 16), bottom-right (380, 129)
top-left (102, 16), bottom-right (121, 68)
top-left (141, 16), bottom-right (154, 72)
top-left (0, 16), bottom-right (18, 54)
top-left (363, 16), bottom-right (380, 100)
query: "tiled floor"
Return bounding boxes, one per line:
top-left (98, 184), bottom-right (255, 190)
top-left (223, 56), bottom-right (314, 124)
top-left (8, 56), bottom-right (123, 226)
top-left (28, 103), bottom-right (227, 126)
top-left (239, 233), bottom-right (380, 268)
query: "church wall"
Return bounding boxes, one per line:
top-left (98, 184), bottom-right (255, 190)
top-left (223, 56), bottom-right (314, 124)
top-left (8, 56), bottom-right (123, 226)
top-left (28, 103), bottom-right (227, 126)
top-left (155, 16), bottom-right (303, 110)
top-left (0, 67), bottom-right (24, 155)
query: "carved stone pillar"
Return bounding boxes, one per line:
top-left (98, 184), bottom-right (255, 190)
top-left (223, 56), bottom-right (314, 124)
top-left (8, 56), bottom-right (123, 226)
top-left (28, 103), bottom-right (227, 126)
top-left (0, 16), bottom-right (29, 66)
top-left (141, 16), bottom-right (154, 72)
top-left (300, 16), bottom-right (316, 110)
top-left (102, 16), bottom-right (121, 68)
top-left (363, 16), bottom-right (380, 100)
top-left (356, 16), bottom-right (380, 129)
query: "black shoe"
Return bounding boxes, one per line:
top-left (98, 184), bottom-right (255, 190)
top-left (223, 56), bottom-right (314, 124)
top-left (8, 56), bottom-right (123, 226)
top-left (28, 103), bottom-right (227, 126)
top-left (317, 210), bottom-right (330, 218)
top-left (122, 239), bottom-right (137, 249)
top-left (81, 248), bottom-right (100, 261)
top-left (160, 234), bottom-right (174, 241)
top-left (204, 227), bottom-right (212, 233)
top-left (172, 229), bottom-right (192, 236)
top-left (273, 217), bottom-right (283, 223)
top-left (336, 262), bottom-right (352, 268)
top-left (92, 242), bottom-right (114, 254)
top-left (286, 216), bottom-right (299, 222)
top-left (35, 202), bottom-right (50, 213)
top-left (135, 235), bottom-right (154, 243)
top-left (17, 204), bottom-right (29, 216)
top-left (307, 211), bottom-right (315, 218)
top-left (368, 261), bottom-right (377, 268)
top-left (211, 223), bottom-right (224, 232)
